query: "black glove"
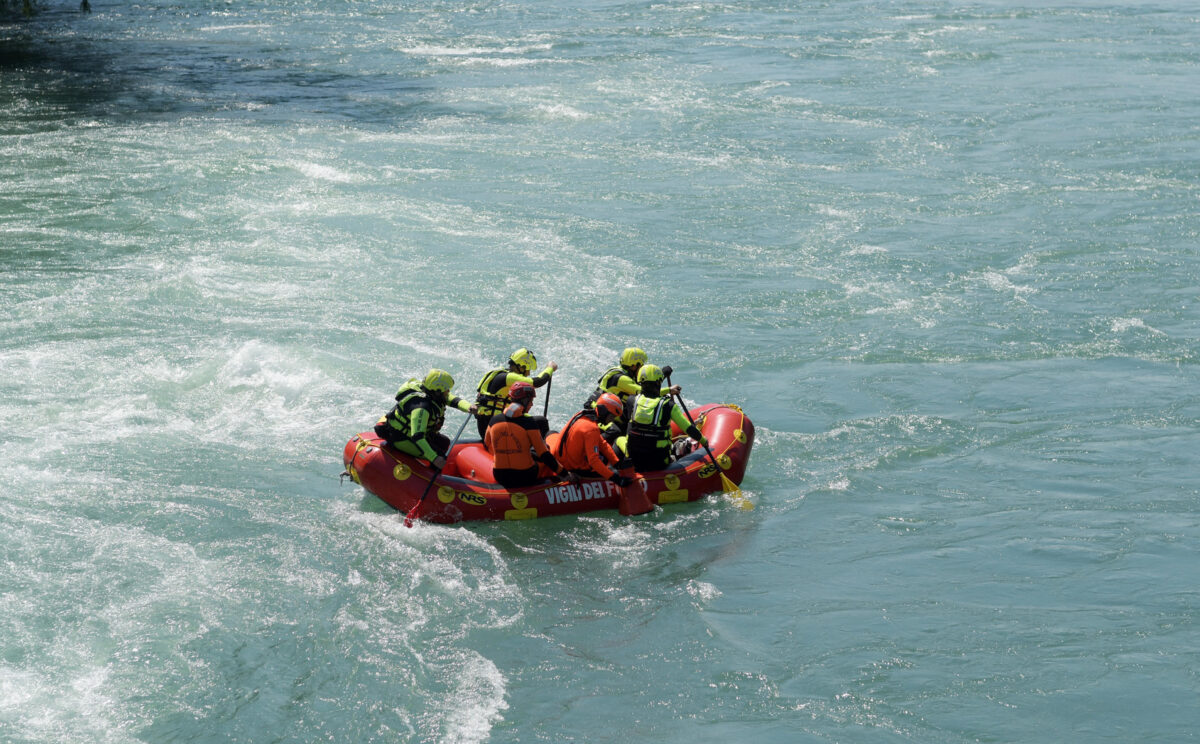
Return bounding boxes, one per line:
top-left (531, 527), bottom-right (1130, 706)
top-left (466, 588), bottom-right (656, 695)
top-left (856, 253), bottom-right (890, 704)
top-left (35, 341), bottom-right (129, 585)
top-left (601, 426), bottom-right (621, 445)
top-left (609, 474), bottom-right (633, 488)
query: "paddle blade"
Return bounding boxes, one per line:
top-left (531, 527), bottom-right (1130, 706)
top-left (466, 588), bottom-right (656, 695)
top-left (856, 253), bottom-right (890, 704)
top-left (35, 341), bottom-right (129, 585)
top-left (403, 504), bottom-right (420, 527)
top-left (720, 473), bottom-right (754, 510)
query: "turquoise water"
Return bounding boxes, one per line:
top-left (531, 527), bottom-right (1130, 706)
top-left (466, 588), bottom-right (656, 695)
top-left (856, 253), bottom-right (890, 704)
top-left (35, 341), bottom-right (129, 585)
top-left (3, 1), bottom-right (1199, 741)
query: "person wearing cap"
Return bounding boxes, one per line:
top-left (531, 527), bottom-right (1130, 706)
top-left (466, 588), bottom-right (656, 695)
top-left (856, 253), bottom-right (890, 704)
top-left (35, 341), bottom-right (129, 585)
top-left (474, 347), bottom-right (558, 438)
top-left (375, 369), bottom-right (476, 469)
top-left (484, 381), bottom-right (560, 489)
top-left (620, 364), bottom-right (705, 472)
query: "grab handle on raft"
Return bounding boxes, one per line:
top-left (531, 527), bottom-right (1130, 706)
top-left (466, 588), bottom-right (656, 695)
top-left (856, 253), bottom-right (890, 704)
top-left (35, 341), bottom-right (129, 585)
top-left (403, 414), bottom-right (472, 528)
top-left (664, 367), bottom-right (752, 510)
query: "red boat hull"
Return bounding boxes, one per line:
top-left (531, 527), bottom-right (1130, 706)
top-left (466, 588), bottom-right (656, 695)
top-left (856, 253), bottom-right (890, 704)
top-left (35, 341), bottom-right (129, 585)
top-left (342, 403), bottom-right (754, 523)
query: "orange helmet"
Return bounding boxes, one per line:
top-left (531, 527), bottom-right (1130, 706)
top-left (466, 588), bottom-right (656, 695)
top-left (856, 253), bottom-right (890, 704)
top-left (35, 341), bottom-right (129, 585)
top-left (508, 381), bottom-right (535, 405)
top-left (594, 393), bottom-right (622, 423)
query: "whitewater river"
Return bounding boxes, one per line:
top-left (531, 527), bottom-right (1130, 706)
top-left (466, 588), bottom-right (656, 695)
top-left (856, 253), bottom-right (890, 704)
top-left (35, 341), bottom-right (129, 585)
top-left (3, 1), bottom-right (1198, 741)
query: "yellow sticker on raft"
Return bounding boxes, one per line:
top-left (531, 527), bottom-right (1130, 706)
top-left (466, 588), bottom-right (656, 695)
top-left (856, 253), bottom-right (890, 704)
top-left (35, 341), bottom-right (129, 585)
top-left (504, 508), bottom-right (538, 520)
top-left (658, 489), bottom-right (689, 504)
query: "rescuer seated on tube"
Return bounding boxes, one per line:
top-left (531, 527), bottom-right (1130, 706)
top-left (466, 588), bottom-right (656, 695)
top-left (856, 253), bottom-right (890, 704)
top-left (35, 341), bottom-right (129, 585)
top-left (375, 369), bottom-right (476, 470)
top-left (484, 381), bottom-right (561, 489)
top-left (474, 347), bottom-right (558, 439)
top-left (619, 364), bottom-right (705, 473)
top-left (546, 393), bottom-right (634, 487)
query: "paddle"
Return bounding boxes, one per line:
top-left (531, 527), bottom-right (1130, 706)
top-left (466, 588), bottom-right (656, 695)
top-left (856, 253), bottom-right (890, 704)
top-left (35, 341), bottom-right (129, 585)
top-left (542, 375), bottom-right (552, 417)
top-left (403, 413), bottom-right (472, 528)
top-left (663, 367), bottom-right (752, 510)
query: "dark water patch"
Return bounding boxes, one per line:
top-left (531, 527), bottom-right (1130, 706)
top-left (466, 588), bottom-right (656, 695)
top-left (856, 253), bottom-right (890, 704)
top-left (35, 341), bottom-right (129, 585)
top-left (0, 4), bottom-right (441, 128)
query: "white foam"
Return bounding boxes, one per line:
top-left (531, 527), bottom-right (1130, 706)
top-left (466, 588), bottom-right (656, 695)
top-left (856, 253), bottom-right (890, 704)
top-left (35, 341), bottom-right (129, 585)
top-left (1112, 317), bottom-right (1166, 336)
top-left (687, 580), bottom-right (723, 603)
top-left (534, 103), bottom-right (591, 120)
top-left (291, 160), bottom-right (357, 183)
top-left (0, 667), bottom-right (39, 710)
top-left (982, 270), bottom-right (1035, 297)
top-left (441, 652), bottom-right (509, 744)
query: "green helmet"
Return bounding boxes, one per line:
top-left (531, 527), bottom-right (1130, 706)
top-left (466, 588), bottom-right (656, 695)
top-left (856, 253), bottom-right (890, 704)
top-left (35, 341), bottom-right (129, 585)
top-left (620, 347), bottom-right (647, 369)
top-left (509, 348), bottom-right (537, 374)
top-left (422, 368), bottom-right (454, 393)
top-left (637, 364), bottom-right (664, 384)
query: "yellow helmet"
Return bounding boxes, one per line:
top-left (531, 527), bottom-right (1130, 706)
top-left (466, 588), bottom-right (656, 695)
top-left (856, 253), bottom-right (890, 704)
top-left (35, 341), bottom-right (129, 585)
top-left (637, 364), bottom-right (664, 383)
top-left (509, 348), bottom-right (537, 374)
top-left (422, 368), bottom-right (454, 393)
top-left (620, 347), bottom-right (647, 369)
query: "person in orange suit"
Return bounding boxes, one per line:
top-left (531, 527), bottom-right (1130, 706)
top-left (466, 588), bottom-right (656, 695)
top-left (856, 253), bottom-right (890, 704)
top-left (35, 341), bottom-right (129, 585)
top-left (484, 381), bottom-right (560, 489)
top-left (547, 393), bottom-right (633, 487)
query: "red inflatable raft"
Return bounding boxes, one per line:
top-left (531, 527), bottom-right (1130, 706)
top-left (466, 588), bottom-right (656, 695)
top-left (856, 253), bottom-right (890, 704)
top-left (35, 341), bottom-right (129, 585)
top-left (342, 403), bottom-right (754, 524)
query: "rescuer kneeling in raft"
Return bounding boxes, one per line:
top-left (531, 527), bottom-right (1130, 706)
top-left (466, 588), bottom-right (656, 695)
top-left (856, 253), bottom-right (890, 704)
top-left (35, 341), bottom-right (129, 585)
top-left (547, 393), bottom-right (634, 487)
top-left (375, 369), bottom-right (476, 470)
top-left (484, 381), bottom-right (561, 489)
top-left (620, 364), bottom-right (706, 472)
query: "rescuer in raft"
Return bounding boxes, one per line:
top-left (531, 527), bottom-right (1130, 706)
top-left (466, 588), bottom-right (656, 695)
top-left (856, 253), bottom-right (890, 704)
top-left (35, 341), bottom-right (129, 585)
top-left (484, 381), bottom-right (561, 489)
top-left (546, 393), bottom-right (634, 486)
top-left (620, 364), bottom-right (707, 472)
top-left (375, 369), bottom-right (476, 469)
top-left (474, 347), bottom-right (557, 438)
top-left (585, 346), bottom-right (647, 408)
top-left (587, 347), bottom-right (681, 444)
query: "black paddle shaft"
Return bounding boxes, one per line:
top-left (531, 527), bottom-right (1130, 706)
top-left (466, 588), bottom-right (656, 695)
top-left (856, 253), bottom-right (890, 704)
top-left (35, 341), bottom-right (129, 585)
top-left (404, 413), bottom-right (472, 527)
top-left (664, 368), bottom-right (727, 476)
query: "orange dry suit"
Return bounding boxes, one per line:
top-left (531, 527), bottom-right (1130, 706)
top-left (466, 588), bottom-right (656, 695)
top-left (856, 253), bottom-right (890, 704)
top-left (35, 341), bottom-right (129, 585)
top-left (484, 402), bottom-right (559, 489)
top-left (548, 409), bottom-right (630, 484)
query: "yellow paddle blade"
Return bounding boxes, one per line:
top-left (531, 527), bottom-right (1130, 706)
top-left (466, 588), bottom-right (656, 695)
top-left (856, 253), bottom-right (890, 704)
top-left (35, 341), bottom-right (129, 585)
top-left (720, 473), bottom-right (754, 510)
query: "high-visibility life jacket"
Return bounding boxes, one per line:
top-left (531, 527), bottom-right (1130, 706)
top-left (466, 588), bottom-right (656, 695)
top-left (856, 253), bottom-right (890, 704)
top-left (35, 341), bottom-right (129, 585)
top-left (381, 380), bottom-right (445, 441)
top-left (474, 368), bottom-right (511, 419)
top-left (626, 394), bottom-right (675, 451)
top-left (586, 365), bottom-right (639, 407)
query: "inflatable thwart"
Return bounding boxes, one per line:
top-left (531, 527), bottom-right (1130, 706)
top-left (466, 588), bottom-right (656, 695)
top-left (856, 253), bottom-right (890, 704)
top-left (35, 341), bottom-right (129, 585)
top-left (342, 403), bottom-right (754, 524)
